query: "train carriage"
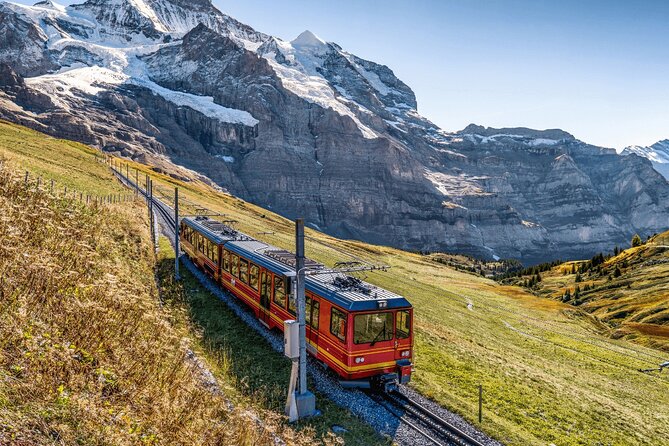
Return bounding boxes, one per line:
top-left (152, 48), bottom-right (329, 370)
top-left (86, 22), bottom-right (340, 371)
top-left (179, 216), bottom-right (413, 390)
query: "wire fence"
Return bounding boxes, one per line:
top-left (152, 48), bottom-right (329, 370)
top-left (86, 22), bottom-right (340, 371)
top-left (19, 168), bottom-right (137, 206)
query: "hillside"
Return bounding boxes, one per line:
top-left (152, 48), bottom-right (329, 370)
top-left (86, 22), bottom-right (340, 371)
top-left (502, 233), bottom-right (669, 351)
top-left (104, 145), bottom-right (669, 442)
top-left (0, 120), bottom-right (382, 445)
top-left (2, 121), bottom-right (669, 445)
top-left (2, 0), bottom-right (669, 263)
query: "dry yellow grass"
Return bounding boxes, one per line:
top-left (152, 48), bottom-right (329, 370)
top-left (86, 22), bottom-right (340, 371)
top-left (519, 232), bottom-right (669, 351)
top-left (0, 161), bottom-right (317, 445)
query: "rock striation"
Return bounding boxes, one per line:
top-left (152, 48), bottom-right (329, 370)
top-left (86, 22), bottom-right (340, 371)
top-left (0, 0), bottom-right (668, 264)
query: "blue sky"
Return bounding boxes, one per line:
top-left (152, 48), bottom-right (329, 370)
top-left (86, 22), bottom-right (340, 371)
top-left (13, 0), bottom-right (669, 148)
top-left (215, 0), bottom-right (669, 149)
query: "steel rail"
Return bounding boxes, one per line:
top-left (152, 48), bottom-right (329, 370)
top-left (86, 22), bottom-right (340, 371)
top-left (380, 390), bottom-right (487, 446)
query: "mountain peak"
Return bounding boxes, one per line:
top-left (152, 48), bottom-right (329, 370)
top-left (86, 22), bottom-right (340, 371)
top-left (32, 0), bottom-right (66, 11)
top-left (291, 30), bottom-right (326, 48)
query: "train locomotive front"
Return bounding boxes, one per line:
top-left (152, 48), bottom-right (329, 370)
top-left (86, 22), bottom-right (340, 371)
top-left (179, 216), bottom-right (413, 391)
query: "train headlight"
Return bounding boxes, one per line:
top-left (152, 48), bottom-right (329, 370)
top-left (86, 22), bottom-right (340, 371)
top-left (355, 356), bottom-right (365, 364)
top-left (401, 350), bottom-right (411, 358)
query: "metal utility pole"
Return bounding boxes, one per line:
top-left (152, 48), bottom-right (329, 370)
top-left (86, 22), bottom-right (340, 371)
top-left (149, 178), bottom-right (154, 244)
top-left (174, 187), bottom-right (180, 280)
top-left (294, 218), bottom-right (316, 418)
top-left (478, 385), bottom-right (483, 423)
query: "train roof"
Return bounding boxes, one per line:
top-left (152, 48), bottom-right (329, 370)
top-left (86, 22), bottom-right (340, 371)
top-left (181, 217), bottom-right (411, 312)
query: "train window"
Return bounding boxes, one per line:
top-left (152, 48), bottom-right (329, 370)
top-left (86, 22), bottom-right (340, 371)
top-left (396, 310), bottom-right (410, 339)
top-left (249, 264), bottom-right (259, 290)
top-left (231, 254), bottom-right (239, 277)
top-left (213, 244), bottom-right (219, 265)
top-left (312, 300), bottom-right (320, 329)
top-left (330, 308), bottom-right (347, 342)
top-left (223, 250), bottom-right (230, 272)
top-left (273, 276), bottom-right (286, 309)
top-left (354, 312), bottom-right (393, 345)
top-left (239, 259), bottom-right (248, 284)
top-left (306, 297), bottom-right (320, 330)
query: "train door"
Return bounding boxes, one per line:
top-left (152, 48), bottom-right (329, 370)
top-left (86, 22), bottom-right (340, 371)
top-left (306, 296), bottom-right (320, 355)
top-left (394, 309), bottom-right (412, 359)
top-left (259, 271), bottom-right (271, 327)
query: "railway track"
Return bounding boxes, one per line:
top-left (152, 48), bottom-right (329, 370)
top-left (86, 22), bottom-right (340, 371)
top-left (111, 168), bottom-right (177, 231)
top-left (371, 389), bottom-right (486, 446)
top-left (110, 166), bottom-right (495, 446)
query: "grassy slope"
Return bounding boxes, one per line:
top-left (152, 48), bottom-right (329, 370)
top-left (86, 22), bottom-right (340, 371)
top-left (0, 120), bottom-right (127, 196)
top-left (2, 120), bottom-right (668, 445)
top-left (156, 237), bottom-right (387, 446)
top-left (120, 156), bottom-right (669, 445)
top-left (0, 122), bottom-right (334, 445)
top-left (510, 232), bottom-right (669, 352)
top-left (0, 166), bottom-right (315, 444)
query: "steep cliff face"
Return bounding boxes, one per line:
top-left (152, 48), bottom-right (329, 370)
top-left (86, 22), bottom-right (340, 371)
top-left (0, 0), bottom-right (668, 264)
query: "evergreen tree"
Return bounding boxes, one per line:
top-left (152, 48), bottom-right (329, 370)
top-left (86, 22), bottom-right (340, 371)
top-left (563, 289), bottom-right (571, 302)
top-left (614, 267), bottom-right (621, 278)
top-left (575, 273), bottom-right (582, 283)
top-left (632, 234), bottom-right (642, 247)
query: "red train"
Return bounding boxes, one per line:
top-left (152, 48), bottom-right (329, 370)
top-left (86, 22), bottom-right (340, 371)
top-left (179, 216), bottom-right (413, 390)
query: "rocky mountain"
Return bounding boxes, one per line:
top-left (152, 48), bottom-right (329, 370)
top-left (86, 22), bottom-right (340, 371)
top-left (1, 0), bottom-right (668, 264)
top-left (622, 140), bottom-right (669, 181)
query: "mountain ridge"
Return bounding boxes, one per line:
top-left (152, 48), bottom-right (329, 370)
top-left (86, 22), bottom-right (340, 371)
top-left (622, 139), bottom-right (669, 181)
top-left (0, 0), bottom-right (668, 263)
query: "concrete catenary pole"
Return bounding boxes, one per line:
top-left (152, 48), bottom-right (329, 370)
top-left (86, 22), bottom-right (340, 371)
top-left (295, 218), bottom-right (315, 418)
top-left (174, 187), bottom-right (180, 280)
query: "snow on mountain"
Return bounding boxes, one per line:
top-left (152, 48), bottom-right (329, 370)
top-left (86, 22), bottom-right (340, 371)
top-left (4, 0), bottom-right (261, 126)
top-left (5, 0), bottom-right (388, 138)
top-left (622, 140), bottom-right (669, 180)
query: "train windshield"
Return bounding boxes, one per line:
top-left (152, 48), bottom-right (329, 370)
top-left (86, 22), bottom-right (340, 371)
top-left (354, 312), bottom-right (394, 345)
